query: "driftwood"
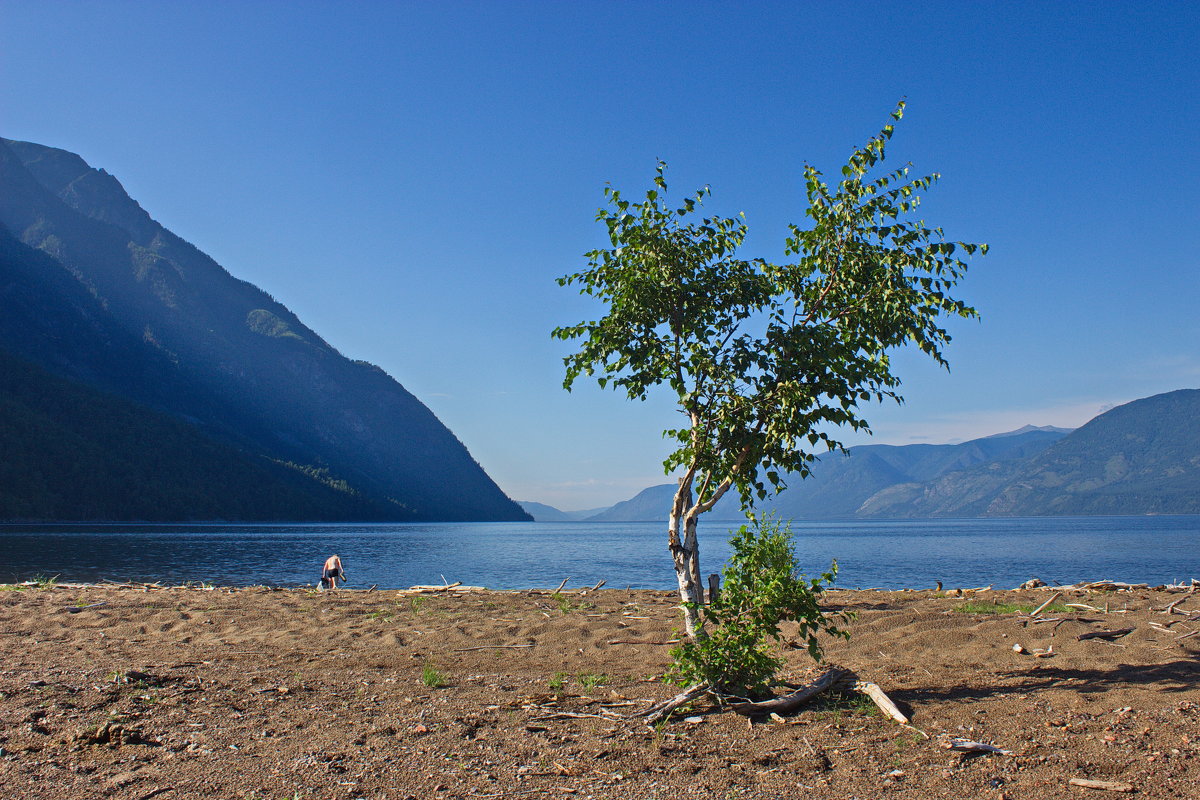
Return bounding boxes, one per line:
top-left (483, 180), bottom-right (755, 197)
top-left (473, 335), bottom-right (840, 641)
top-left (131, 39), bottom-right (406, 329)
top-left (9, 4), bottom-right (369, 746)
top-left (642, 683), bottom-right (709, 725)
top-left (729, 668), bottom-right (853, 716)
top-left (1156, 598), bottom-right (1187, 613)
top-left (1075, 581), bottom-right (1148, 592)
top-left (942, 737), bottom-right (1013, 755)
top-left (65, 601), bottom-right (107, 613)
top-left (552, 577), bottom-right (570, 594)
top-left (1029, 592), bottom-right (1062, 618)
top-left (1066, 603), bottom-right (1103, 612)
top-left (607, 639), bottom-right (680, 646)
top-left (590, 579), bottom-right (606, 591)
top-left (135, 787), bottom-right (176, 800)
top-left (1068, 777), bottom-right (1135, 792)
top-left (529, 710), bottom-right (624, 722)
top-left (948, 584), bottom-right (994, 597)
top-left (1077, 628), bottom-right (1134, 641)
top-left (854, 679), bottom-right (909, 725)
top-left (452, 644), bottom-right (534, 652)
top-left (642, 665), bottom-right (913, 730)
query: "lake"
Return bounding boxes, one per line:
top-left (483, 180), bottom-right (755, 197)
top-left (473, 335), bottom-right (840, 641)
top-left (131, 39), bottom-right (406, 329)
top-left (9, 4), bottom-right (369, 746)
top-left (1, 516), bottom-right (1198, 590)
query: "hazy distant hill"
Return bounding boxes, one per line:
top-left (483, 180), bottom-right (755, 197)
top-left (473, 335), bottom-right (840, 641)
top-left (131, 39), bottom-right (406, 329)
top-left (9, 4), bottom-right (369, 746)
top-left (592, 391), bottom-right (1200, 522)
top-left (0, 137), bottom-right (528, 521)
top-left (586, 428), bottom-right (1072, 522)
top-left (863, 390), bottom-right (1200, 517)
top-left (517, 501), bottom-right (607, 522)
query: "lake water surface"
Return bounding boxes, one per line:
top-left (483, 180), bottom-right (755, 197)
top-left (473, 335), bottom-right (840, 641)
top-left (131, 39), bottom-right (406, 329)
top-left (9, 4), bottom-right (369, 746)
top-left (2, 516), bottom-right (1198, 590)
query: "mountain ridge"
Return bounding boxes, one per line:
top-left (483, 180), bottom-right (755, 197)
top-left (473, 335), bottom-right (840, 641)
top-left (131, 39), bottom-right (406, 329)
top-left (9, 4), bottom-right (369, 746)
top-left (0, 137), bottom-right (528, 522)
top-left (576, 427), bottom-right (1072, 522)
top-left (526, 395), bottom-right (1200, 522)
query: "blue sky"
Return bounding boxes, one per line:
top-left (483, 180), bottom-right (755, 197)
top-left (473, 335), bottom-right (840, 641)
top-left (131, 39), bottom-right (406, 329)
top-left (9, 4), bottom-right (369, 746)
top-left (3, 2), bottom-right (1198, 510)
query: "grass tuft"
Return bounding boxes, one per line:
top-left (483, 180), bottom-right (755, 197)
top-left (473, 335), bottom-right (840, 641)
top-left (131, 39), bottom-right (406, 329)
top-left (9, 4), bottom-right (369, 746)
top-left (421, 663), bottom-right (447, 689)
top-left (955, 599), bottom-right (1072, 615)
top-left (577, 671), bottom-right (607, 690)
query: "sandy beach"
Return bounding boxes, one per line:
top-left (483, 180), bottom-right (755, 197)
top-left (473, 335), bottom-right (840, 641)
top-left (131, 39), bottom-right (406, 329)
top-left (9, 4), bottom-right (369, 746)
top-left (1, 581), bottom-right (1197, 799)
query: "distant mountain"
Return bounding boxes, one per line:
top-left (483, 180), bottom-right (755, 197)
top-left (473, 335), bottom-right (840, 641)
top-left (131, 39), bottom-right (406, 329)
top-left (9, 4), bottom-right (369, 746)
top-left (583, 484), bottom-right (710, 522)
top-left (0, 137), bottom-right (529, 521)
top-left (863, 390), bottom-right (1200, 517)
top-left (590, 392), bottom-right (1200, 522)
top-left (517, 501), bottom-right (608, 522)
top-left (586, 427), bottom-right (1073, 522)
top-left (983, 425), bottom-right (1075, 439)
top-left (518, 501), bottom-right (574, 522)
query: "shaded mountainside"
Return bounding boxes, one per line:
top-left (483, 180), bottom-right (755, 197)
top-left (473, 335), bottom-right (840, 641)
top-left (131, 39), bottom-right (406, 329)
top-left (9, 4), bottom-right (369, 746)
top-left (864, 390), bottom-right (1200, 518)
top-left (584, 428), bottom-right (1071, 522)
top-left (0, 137), bottom-right (528, 521)
top-left (0, 349), bottom-right (394, 521)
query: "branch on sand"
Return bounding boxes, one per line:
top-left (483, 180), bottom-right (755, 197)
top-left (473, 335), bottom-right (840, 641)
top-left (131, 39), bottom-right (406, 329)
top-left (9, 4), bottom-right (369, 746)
top-left (640, 666), bottom-right (913, 731)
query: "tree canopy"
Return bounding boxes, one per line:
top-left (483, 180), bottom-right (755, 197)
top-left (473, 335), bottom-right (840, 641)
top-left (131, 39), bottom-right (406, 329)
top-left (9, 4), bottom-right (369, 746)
top-left (554, 103), bottom-right (986, 635)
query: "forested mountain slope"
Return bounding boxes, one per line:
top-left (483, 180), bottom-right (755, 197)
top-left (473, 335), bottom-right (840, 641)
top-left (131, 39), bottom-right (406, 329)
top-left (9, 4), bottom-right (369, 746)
top-left (0, 138), bottom-right (527, 521)
top-left (852, 391), bottom-right (1200, 518)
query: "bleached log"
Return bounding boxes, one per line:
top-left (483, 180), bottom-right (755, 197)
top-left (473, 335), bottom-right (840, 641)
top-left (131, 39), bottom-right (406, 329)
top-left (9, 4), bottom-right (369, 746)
top-left (1066, 602), bottom-right (1103, 612)
top-left (1068, 777), bottom-right (1135, 792)
top-left (1029, 592), bottom-right (1062, 618)
top-left (1077, 628), bottom-right (1134, 641)
top-left (729, 668), bottom-right (853, 716)
top-left (65, 601), bottom-right (107, 613)
top-left (854, 680), bottom-right (909, 725)
top-left (452, 644), bottom-right (534, 652)
top-left (642, 683), bottom-right (710, 725)
top-left (943, 737), bottom-right (1012, 755)
top-left (1081, 581), bottom-right (1148, 591)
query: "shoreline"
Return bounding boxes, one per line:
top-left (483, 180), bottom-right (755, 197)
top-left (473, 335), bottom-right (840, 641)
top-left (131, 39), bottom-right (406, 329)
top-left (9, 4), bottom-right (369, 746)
top-left (3, 582), bottom-right (1197, 798)
top-left (7, 577), bottom-right (1198, 594)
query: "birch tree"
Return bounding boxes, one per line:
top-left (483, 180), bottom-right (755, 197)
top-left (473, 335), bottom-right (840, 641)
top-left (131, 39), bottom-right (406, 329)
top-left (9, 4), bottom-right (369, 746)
top-left (554, 103), bottom-right (986, 637)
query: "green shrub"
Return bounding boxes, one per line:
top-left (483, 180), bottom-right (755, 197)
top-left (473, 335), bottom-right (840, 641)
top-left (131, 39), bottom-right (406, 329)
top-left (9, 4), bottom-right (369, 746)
top-left (666, 516), bottom-right (849, 697)
top-left (551, 592), bottom-right (593, 614)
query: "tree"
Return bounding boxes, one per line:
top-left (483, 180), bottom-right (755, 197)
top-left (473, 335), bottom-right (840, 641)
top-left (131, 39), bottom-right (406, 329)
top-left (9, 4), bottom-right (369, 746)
top-left (554, 103), bottom-right (986, 638)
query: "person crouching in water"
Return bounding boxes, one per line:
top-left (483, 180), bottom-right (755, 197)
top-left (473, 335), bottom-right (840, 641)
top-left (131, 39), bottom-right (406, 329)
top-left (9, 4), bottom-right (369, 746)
top-left (320, 555), bottom-right (346, 590)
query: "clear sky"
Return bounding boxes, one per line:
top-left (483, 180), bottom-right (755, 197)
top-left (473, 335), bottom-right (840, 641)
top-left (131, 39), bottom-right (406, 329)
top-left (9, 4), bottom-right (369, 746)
top-left (3, 2), bottom-right (1198, 510)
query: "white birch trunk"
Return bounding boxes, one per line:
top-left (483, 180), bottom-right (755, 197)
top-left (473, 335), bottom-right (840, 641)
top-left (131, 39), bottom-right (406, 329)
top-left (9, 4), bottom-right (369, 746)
top-left (668, 477), bottom-right (705, 638)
